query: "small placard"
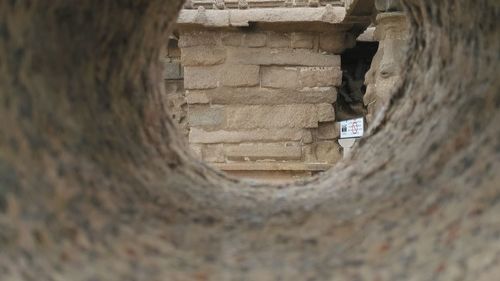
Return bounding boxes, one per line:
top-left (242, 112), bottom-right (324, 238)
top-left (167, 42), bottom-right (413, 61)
top-left (340, 117), bottom-right (364, 139)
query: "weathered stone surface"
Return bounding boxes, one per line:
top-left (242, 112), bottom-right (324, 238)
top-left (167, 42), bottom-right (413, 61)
top-left (187, 105), bottom-right (225, 127)
top-left (187, 87), bottom-right (338, 105)
top-left (365, 12), bottom-right (409, 122)
top-left (221, 65), bottom-right (260, 87)
top-left (178, 31), bottom-right (219, 47)
top-left (212, 162), bottom-right (331, 171)
top-left (261, 66), bottom-right (299, 89)
top-left (164, 62), bottom-right (183, 80)
top-left (243, 33), bottom-right (268, 47)
top-left (185, 91), bottom-right (210, 104)
top-left (225, 105), bottom-right (318, 129)
top-left (227, 47), bottom-right (341, 67)
top-left (221, 32), bottom-right (243, 46)
top-left (181, 46), bottom-right (226, 66)
top-left (183, 66), bottom-right (220, 89)
top-left (299, 66), bottom-right (342, 87)
top-left (316, 103), bottom-right (336, 122)
top-left (267, 32), bottom-right (290, 48)
top-left (189, 128), bottom-right (313, 143)
top-left (291, 33), bottom-right (315, 49)
top-left (202, 144), bottom-right (225, 162)
top-left (319, 32), bottom-right (350, 53)
top-left (314, 141), bottom-right (342, 163)
top-left (224, 143), bottom-right (302, 160)
top-left (315, 122), bottom-right (340, 140)
top-left (375, 0), bottom-right (403, 12)
top-left (189, 144), bottom-right (203, 159)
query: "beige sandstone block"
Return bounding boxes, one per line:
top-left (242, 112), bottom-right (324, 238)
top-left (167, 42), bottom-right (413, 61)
top-left (243, 33), bottom-right (267, 47)
top-left (316, 103), bottom-right (335, 122)
top-left (227, 47), bottom-right (341, 67)
top-left (261, 67), bottom-right (299, 89)
top-left (212, 162), bottom-right (332, 172)
top-left (315, 141), bottom-right (342, 163)
top-left (221, 65), bottom-right (260, 87)
top-left (189, 144), bottom-right (203, 159)
top-left (186, 92), bottom-right (209, 104)
top-left (164, 62), bottom-right (182, 80)
top-left (178, 31), bottom-right (219, 47)
top-left (189, 87), bottom-right (337, 105)
top-left (221, 32), bottom-right (243, 46)
top-left (187, 105), bottom-right (225, 127)
top-left (181, 46), bottom-right (226, 66)
top-left (225, 104), bottom-right (318, 129)
top-left (225, 143), bottom-right (302, 161)
top-left (267, 32), bottom-right (290, 48)
top-left (202, 144), bottom-right (225, 163)
top-left (299, 66), bottom-right (342, 87)
top-left (319, 32), bottom-right (350, 54)
top-left (189, 128), bottom-right (312, 144)
top-left (183, 66), bottom-right (220, 89)
top-left (291, 33), bottom-right (315, 49)
top-left (316, 122), bottom-right (340, 140)
top-left (302, 145), bottom-right (316, 162)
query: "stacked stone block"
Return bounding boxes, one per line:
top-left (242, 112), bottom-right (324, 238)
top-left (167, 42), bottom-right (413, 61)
top-left (161, 38), bottom-right (189, 139)
top-left (180, 30), bottom-right (346, 179)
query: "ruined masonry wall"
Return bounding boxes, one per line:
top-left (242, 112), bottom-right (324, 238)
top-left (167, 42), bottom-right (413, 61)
top-left (161, 39), bottom-right (189, 139)
top-left (179, 30), bottom-right (345, 177)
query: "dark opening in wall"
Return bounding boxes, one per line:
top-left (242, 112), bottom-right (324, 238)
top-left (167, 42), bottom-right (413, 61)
top-left (336, 41), bottom-right (379, 120)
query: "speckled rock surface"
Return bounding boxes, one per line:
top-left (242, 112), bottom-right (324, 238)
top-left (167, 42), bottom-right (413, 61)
top-left (0, 0), bottom-right (499, 280)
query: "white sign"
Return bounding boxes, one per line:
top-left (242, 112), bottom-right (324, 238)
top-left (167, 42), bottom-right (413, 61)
top-left (340, 117), bottom-right (364, 139)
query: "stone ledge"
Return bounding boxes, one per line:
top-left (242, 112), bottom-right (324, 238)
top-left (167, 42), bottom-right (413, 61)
top-left (185, 87), bottom-right (338, 105)
top-left (177, 7), bottom-right (346, 28)
top-left (212, 162), bottom-right (333, 171)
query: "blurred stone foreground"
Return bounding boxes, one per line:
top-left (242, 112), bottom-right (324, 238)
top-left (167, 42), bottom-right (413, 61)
top-left (0, 0), bottom-right (499, 280)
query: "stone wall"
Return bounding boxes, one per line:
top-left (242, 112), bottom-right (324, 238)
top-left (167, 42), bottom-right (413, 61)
top-left (161, 37), bottom-right (189, 139)
top-left (179, 30), bottom-right (347, 180)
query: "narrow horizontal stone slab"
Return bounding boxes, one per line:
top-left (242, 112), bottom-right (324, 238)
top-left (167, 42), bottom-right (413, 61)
top-left (186, 87), bottom-right (338, 105)
top-left (189, 128), bottom-right (313, 143)
top-left (226, 47), bottom-right (341, 67)
top-left (212, 162), bottom-right (332, 171)
top-left (225, 104), bottom-right (319, 129)
top-left (181, 46), bottom-right (226, 66)
top-left (225, 143), bottom-right (302, 161)
top-left (177, 7), bottom-right (346, 28)
top-left (183, 66), bottom-right (221, 89)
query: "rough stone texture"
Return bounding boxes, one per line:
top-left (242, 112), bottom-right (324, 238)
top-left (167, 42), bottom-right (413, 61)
top-left (316, 103), bottom-right (336, 122)
top-left (261, 66), bottom-right (299, 89)
top-left (225, 105), bottom-right (319, 129)
top-left (183, 65), bottom-right (220, 89)
top-left (189, 128), bottom-right (313, 143)
top-left (315, 121), bottom-right (340, 139)
top-left (177, 29), bottom-right (344, 175)
top-left (187, 105), bottom-right (225, 128)
top-left (267, 32), bottom-right (291, 48)
top-left (243, 32), bottom-right (268, 47)
top-left (299, 66), bottom-right (343, 87)
top-left (364, 12), bottom-right (409, 124)
top-left (291, 32), bottom-right (315, 49)
top-left (227, 47), bottom-right (341, 66)
top-left (1, 1), bottom-right (499, 281)
top-left (314, 141), bottom-right (342, 163)
top-left (181, 46), bottom-right (226, 66)
top-left (224, 143), bottom-right (302, 160)
top-left (186, 87), bottom-right (338, 104)
top-left (220, 64), bottom-right (260, 87)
